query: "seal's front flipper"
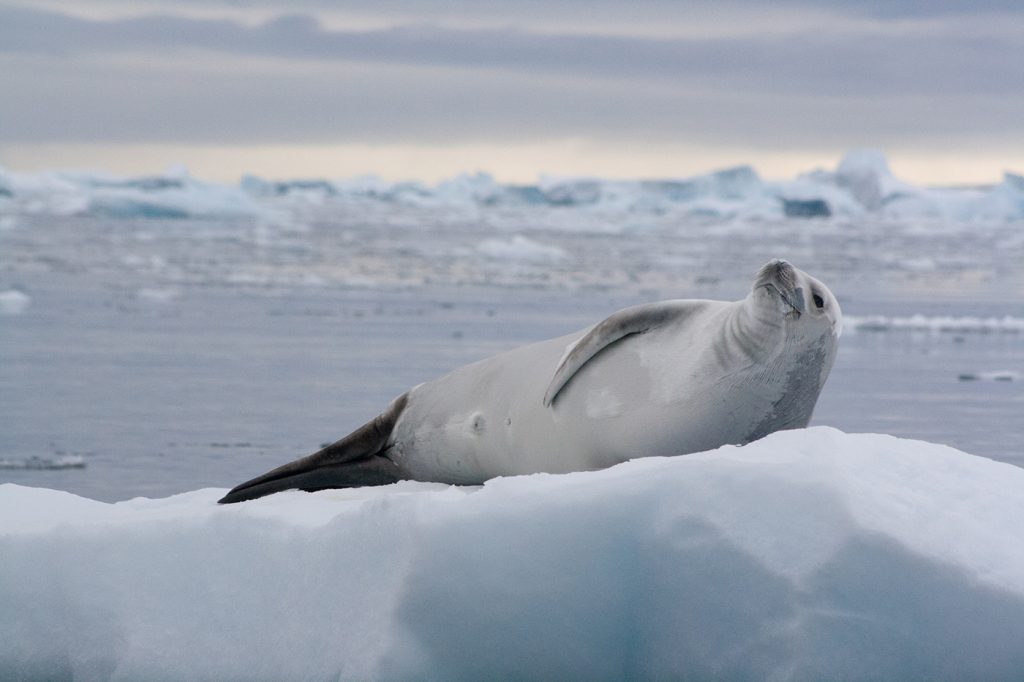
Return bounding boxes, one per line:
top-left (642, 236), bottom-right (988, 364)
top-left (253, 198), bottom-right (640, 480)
top-left (543, 301), bottom-right (708, 406)
top-left (217, 392), bottom-right (408, 504)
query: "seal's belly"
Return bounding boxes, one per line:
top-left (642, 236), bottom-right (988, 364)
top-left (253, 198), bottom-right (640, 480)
top-left (388, 325), bottom-right (784, 483)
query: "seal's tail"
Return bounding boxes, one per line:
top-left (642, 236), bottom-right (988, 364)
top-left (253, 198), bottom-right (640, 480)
top-left (217, 392), bottom-right (408, 504)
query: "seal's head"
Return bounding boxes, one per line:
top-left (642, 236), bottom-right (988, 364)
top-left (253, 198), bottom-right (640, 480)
top-left (732, 259), bottom-right (842, 440)
top-left (750, 258), bottom-right (842, 338)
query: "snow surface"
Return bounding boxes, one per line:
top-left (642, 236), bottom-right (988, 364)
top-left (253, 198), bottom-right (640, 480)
top-left (3, 428), bottom-right (1024, 681)
top-left (3, 150), bottom-right (1023, 222)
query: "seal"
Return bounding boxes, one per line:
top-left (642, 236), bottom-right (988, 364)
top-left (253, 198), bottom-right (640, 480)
top-left (219, 259), bottom-right (841, 503)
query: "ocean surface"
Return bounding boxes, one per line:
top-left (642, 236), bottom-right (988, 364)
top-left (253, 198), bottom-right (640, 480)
top-left (1, 181), bottom-right (1022, 502)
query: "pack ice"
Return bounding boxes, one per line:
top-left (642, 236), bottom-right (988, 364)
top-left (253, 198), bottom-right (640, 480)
top-left (3, 149), bottom-right (1023, 221)
top-left (3, 428), bottom-right (1024, 681)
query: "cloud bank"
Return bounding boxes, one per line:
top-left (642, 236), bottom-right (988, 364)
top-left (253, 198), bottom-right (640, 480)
top-left (1, 1), bottom-right (1021, 181)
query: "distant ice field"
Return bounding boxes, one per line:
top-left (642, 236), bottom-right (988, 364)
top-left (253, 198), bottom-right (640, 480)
top-left (1, 152), bottom-right (1022, 501)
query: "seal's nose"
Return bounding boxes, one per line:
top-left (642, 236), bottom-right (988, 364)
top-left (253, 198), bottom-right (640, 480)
top-left (757, 259), bottom-right (796, 288)
top-left (789, 286), bottom-right (806, 314)
top-left (754, 259), bottom-right (805, 314)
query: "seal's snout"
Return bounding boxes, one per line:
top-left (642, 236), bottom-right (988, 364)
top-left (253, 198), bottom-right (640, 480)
top-left (754, 259), bottom-right (805, 315)
top-left (763, 258), bottom-right (795, 285)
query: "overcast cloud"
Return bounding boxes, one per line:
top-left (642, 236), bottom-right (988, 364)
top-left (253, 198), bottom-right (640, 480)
top-left (1, 1), bottom-right (1022, 181)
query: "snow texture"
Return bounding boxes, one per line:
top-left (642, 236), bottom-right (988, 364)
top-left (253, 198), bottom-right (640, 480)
top-left (3, 428), bottom-right (1024, 681)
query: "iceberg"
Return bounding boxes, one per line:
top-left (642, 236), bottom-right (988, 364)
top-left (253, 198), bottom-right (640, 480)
top-left (780, 197), bottom-right (831, 218)
top-left (834, 148), bottom-right (917, 210)
top-left (78, 168), bottom-right (263, 219)
top-left (239, 175), bottom-right (338, 198)
top-left (0, 166), bottom-right (263, 219)
top-left (972, 171), bottom-right (1024, 221)
top-left (4, 151), bottom-right (1024, 221)
top-left (773, 150), bottom-right (1024, 222)
top-left (237, 152), bottom-right (1015, 221)
top-left (0, 171), bottom-right (12, 198)
top-left (532, 165), bottom-right (768, 214)
top-left (3, 428), bottom-right (1023, 680)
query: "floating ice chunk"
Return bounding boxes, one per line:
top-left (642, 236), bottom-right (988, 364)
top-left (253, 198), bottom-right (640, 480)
top-left (241, 175), bottom-right (338, 198)
top-left (161, 164), bottom-right (191, 181)
top-left (0, 168), bottom-right (90, 215)
top-left (0, 167), bottom-right (264, 219)
top-left (0, 167), bottom-right (13, 198)
top-left (958, 370), bottom-right (1019, 382)
top-left (0, 454), bottom-right (85, 470)
top-left (89, 196), bottom-right (192, 218)
top-left (434, 171), bottom-right (503, 204)
top-left (836, 149), bottom-right (891, 194)
top-left (85, 172), bottom-right (262, 219)
top-left (4, 153), bottom-right (1024, 222)
top-left (773, 173), bottom-right (865, 217)
top-left (835, 148), bottom-right (917, 209)
top-left (477, 235), bottom-right (567, 263)
top-left (0, 289), bottom-right (30, 315)
top-left (968, 171), bottom-right (1024, 221)
top-left (536, 176), bottom-right (603, 206)
top-left (773, 150), bottom-right (935, 217)
top-left (845, 314), bottom-right (1024, 334)
top-left (698, 164), bottom-right (763, 199)
top-left (896, 256), bottom-right (938, 272)
top-left (136, 287), bottom-right (181, 303)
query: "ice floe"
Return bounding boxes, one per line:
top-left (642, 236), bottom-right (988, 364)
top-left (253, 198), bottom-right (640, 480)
top-left (845, 314), bottom-right (1024, 334)
top-left (3, 428), bottom-right (1024, 680)
top-left (476, 235), bottom-right (567, 263)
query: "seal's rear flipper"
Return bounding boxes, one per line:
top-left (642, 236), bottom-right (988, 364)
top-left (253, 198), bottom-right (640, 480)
top-left (217, 392), bottom-right (408, 504)
top-left (217, 455), bottom-right (401, 504)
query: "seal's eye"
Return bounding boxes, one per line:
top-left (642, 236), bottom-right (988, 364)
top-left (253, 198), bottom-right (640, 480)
top-left (812, 293), bottom-right (825, 309)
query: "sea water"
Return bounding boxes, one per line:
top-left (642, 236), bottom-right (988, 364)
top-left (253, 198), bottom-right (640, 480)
top-left (1, 205), bottom-right (1021, 502)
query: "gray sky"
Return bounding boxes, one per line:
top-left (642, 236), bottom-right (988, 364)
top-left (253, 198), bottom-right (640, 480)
top-left (1, 0), bottom-right (1022, 182)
